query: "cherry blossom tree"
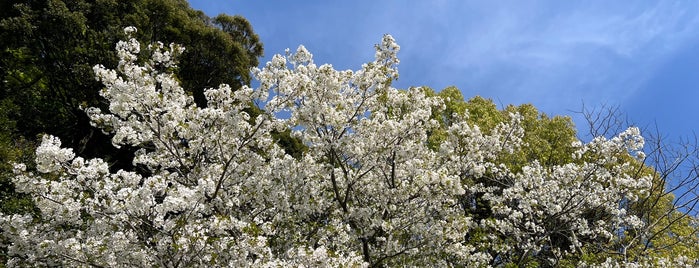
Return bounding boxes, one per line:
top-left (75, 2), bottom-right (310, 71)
top-left (1, 27), bottom-right (696, 267)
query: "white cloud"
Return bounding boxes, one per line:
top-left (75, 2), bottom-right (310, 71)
top-left (399, 1), bottom-right (699, 113)
top-left (192, 0), bottom-right (699, 135)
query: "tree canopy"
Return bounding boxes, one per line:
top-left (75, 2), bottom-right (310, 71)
top-left (1, 27), bottom-right (697, 267)
top-left (0, 0), bottom-right (263, 215)
top-left (0, 0), bottom-right (262, 160)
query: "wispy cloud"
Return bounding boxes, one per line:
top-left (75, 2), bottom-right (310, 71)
top-left (375, 1), bottom-right (699, 114)
top-left (193, 0), bottom-right (699, 135)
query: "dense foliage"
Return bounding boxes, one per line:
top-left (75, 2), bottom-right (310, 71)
top-left (0, 0), bottom-right (262, 167)
top-left (0, 0), bottom-right (263, 216)
top-left (1, 27), bottom-right (696, 267)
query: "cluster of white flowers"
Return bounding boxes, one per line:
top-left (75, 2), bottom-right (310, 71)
top-left (1, 27), bottom-right (692, 267)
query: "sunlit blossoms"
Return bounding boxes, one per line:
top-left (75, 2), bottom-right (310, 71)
top-left (1, 27), bottom-right (693, 267)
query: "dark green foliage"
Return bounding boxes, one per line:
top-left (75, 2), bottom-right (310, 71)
top-left (1, 0), bottom-right (263, 158)
top-left (272, 129), bottom-right (307, 160)
top-left (0, 0), bottom-right (263, 229)
top-left (0, 0), bottom-right (264, 160)
top-left (0, 100), bottom-right (37, 216)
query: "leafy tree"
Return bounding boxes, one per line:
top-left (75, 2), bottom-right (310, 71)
top-left (0, 0), bottom-right (263, 164)
top-left (1, 28), bottom-right (696, 267)
top-left (0, 3), bottom-right (265, 265)
top-left (425, 92), bottom-right (698, 266)
top-left (0, 0), bottom-right (264, 221)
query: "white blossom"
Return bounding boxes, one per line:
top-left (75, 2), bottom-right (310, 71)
top-left (1, 27), bottom-right (691, 267)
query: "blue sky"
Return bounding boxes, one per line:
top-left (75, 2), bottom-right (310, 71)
top-left (188, 1), bottom-right (699, 140)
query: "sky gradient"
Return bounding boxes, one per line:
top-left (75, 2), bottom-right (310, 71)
top-left (188, 1), bottom-right (699, 141)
